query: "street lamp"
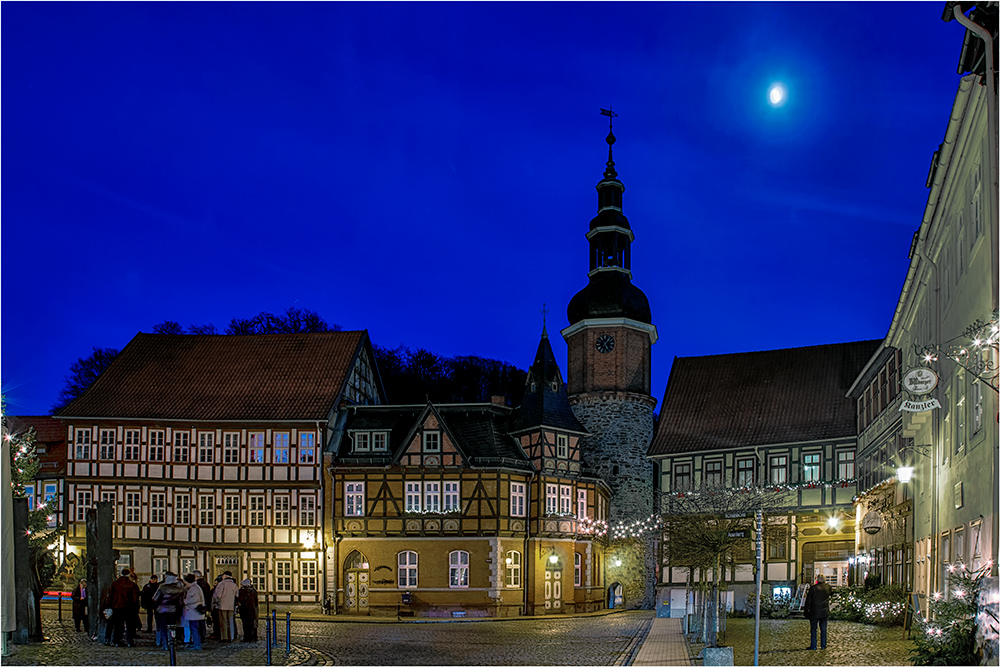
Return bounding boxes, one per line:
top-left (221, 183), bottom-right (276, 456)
top-left (897, 466), bottom-right (915, 484)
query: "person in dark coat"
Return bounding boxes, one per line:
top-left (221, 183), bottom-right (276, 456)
top-left (236, 579), bottom-right (259, 642)
top-left (151, 572), bottom-right (186, 650)
top-left (108, 568), bottom-right (141, 647)
top-left (70, 579), bottom-right (89, 633)
top-left (140, 575), bottom-right (159, 636)
top-left (803, 573), bottom-right (833, 650)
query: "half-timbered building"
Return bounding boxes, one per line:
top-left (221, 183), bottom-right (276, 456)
top-left (325, 332), bottom-right (612, 616)
top-left (56, 330), bottom-right (384, 606)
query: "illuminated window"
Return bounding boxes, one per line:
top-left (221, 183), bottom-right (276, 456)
top-left (149, 431), bottom-right (164, 462)
top-left (198, 432), bottom-right (214, 464)
top-left (173, 432), bottom-right (190, 463)
top-left (505, 551), bottom-right (521, 587)
top-left (769, 455), bottom-right (788, 484)
top-left (405, 482), bottom-right (421, 512)
top-left (577, 489), bottom-right (587, 520)
top-left (179, 558), bottom-right (195, 576)
top-left (837, 450), bottom-right (855, 479)
top-left (545, 484), bottom-right (558, 514)
top-left (802, 453), bottom-right (820, 482)
top-left (248, 433), bottom-right (264, 463)
top-left (449, 550), bottom-right (469, 588)
top-left (510, 483), bottom-right (525, 517)
top-left (398, 551), bottom-right (418, 588)
top-left (274, 433), bottom-right (289, 464)
top-left (299, 433), bottom-right (316, 463)
top-left (424, 482), bottom-right (440, 513)
top-left (345, 483), bottom-right (365, 517)
top-left (444, 482), bottom-right (460, 512)
top-left (559, 485), bottom-right (572, 514)
top-left (124, 430), bottom-right (140, 460)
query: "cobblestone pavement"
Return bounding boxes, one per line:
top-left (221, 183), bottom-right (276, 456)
top-left (3, 609), bottom-right (655, 666)
top-left (704, 618), bottom-right (916, 666)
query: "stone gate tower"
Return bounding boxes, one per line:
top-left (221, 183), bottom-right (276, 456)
top-left (561, 112), bottom-right (657, 608)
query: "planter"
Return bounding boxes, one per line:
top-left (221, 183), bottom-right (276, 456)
top-left (701, 646), bottom-right (734, 666)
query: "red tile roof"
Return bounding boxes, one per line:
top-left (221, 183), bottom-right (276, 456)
top-left (56, 331), bottom-right (367, 421)
top-left (6, 415), bottom-right (67, 475)
top-left (648, 340), bottom-right (879, 456)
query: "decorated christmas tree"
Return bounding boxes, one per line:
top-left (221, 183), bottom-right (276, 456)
top-left (910, 563), bottom-right (991, 666)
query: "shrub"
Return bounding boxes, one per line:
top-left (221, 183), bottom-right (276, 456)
top-left (861, 585), bottom-right (907, 626)
top-left (829, 586), bottom-right (866, 622)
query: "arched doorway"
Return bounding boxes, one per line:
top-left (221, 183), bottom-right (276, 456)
top-left (608, 582), bottom-right (624, 609)
top-left (343, 550), bottom-right (369, 614)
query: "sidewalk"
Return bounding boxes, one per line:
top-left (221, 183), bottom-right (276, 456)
top-left (632, 618), bottom-right (693, 666)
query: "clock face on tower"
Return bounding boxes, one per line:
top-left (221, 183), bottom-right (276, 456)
top-left (595, 334), bottom-right (616, 354)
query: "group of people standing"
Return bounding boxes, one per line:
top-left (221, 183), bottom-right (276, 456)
top-left (69, 569), bottom-right (259, 650)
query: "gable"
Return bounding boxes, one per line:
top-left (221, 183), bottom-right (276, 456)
top-left (398, 412), bottom-right (466, 467)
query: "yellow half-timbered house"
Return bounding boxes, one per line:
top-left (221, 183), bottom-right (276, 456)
top-left (326, 332), bottom-right (612, 617)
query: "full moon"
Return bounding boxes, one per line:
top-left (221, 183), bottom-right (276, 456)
top-left (768, 83), bottom-right (787, 107)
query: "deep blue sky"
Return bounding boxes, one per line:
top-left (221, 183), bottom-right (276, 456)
top-left (2, 2), bottom-right (968, 416)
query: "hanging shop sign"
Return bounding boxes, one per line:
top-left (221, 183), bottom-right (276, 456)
top-left (902, 367), bottom-right (938, 395)
top-left (862, 512), bottom-right (883, 535)
top-left (899, 398), bottom-right (942, 412)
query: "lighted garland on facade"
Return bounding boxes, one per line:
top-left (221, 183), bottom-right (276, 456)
top-left (661, 478), bottom-right (859, 501)
top-left (852, 475), bottom-right (899, 504)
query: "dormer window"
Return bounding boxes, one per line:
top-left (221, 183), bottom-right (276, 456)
top-left (556, 434), bottom-right (568, 458)
top-left (354, 432), bottom-right (370, 452)
top-left (372, 432), bottom-right (388, 451)
top-left (423, 431), bottom-right (440, 453)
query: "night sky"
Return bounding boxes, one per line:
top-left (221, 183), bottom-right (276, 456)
top-left (2, 2), bottom-right (968, 416)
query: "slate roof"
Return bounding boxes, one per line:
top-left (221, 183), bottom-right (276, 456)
top-left (57, 331), bottom-right (368, 421)
top-left (649, 340), bottom-right (880, 456)
top-left (333, 403), bottom-right (531, 468)
top-left (510, 332), bottom-right (588, 435)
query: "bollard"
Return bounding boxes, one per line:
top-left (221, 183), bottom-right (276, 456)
top-left (286, 611), bottom-right (290, 655)
top-left (265, 617), bottom-right (272, 665)
top-left (168, 625), bottom-right (178, 667)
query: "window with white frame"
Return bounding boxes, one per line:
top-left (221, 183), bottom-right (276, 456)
top-left (406, 482), bottom-right (421, 512)
top-left (179, 558), bottom-right (195, 576)
top-left (769, 455), bottom-right (788, 484)
top-left (100, 490), bottom-right (116, 505)
top-left (299, 432), bottom-right (316, 463)
top-left (125, 492), bottom-right (141, 522)
top-left (802, 453), bottom-right (820, 482)
top-left (353, 432), bottom-right (370, 452)
top-left (301, 560), bottom-right (317, 592)
top-left (372, 432), bottom-right (388, 451)
top-left (556, 434), bottom-right (568, 458)
top-left (224, 496), bottom-right (239, 526)
top-left (444, 482), bottom-right (459, 512)
top-left (100, 429), bottom-right (115, 459)
top-left (575, 552), bottom-right (582, 586)
top-left (545, 484), bottom-right (558, 514)
top-left (76, 490), bottom-right (92, 522)
top-left (299, 495), bottom-right (316, 526)
top-left (972, 377), bottom-right (983, 434)
top-left (423, 431), bottom-right (440, 452)
top-left (250, 560), bottom-right (267, 591)
top-left (838, 450), bottom-right (855, 479)
top-left (124, 430), bottom-right (140, 460)
top-left (249, 496), bottom-right (265, 526)
top-left (274, 496), bottom-right (290, 526)
top-left (43, 482), bottom-right (57, 525)
top-left (505, 550), bottom-right (521, 587)
top-left (449, 550), bottom-right (469, 588)
top-left (345, 483), bottom-right (365, 517)
top-left (957, 371), bottom-right (967, 452)
top-left (424, 482), bottom-right (440, 513)
top-left (673, 463), bottom-right (692, 491)
top-left (223, 433), bottom-right (240, 464)
top-left (249, 432), bottom-right (264, 463)
top-left (275, 561), bottom-right (291, 592)
top-left (174, 432), bottom-right (190, 462)
top-left (152, 557), bottom-right (168, 577)
top-left (75, 428), bottom-right (92, 460)
top-left (559, 485), bottom-right (572, 514)
top-left (736, 458), bottom-right (754, 486)
top-left (955, 528), bottom-right (965, 563)
top-left (150, 493), bottom-right (166, 523)
top-left (705, 460), bottom-right (723, 486)
top-left (175, 494), bottom-right (190, 524)
top-left (149, 431), bottom-right (164, 462)
top-left (577, 488), bottom-right (587, 519)
top-left (398, 551), bottom-right (418, 588)
top-left (274, 433), bottom-right (289, 464)
top-left (199, 495), bottom-right (215, 525)
top-left (510, 482), bottom-right (525, 517)
top-left (198, 432), bottom-right (214, 463)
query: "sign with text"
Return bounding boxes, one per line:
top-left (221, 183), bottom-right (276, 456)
top-left (903, 367), bottom-right (938, 395)
top-left (899, 398), bottom-right (942, 412)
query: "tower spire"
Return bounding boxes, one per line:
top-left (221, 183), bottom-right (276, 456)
top-left (540, 303), bottom-right (549, 338)
top-left (600, 107), bottom-right (618, 179)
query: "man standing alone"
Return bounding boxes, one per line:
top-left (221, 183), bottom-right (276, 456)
top-left (211, 571), bottom-right (239, 643)
top-left (803, 573), bottom-right (832, 650)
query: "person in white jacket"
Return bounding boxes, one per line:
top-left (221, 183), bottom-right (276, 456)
top-left (211, 571), bottom-right (239, 642)
top-left (182, 573), bottom-right (206, 650)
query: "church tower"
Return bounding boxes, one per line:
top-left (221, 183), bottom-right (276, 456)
top-left (561, 110), bottom-right (657, 607)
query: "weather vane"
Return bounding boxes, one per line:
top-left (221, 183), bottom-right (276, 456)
top-left (600, 106), bottom-right (618, 132)
top-left (599, 107), bottom-right (618, 177)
